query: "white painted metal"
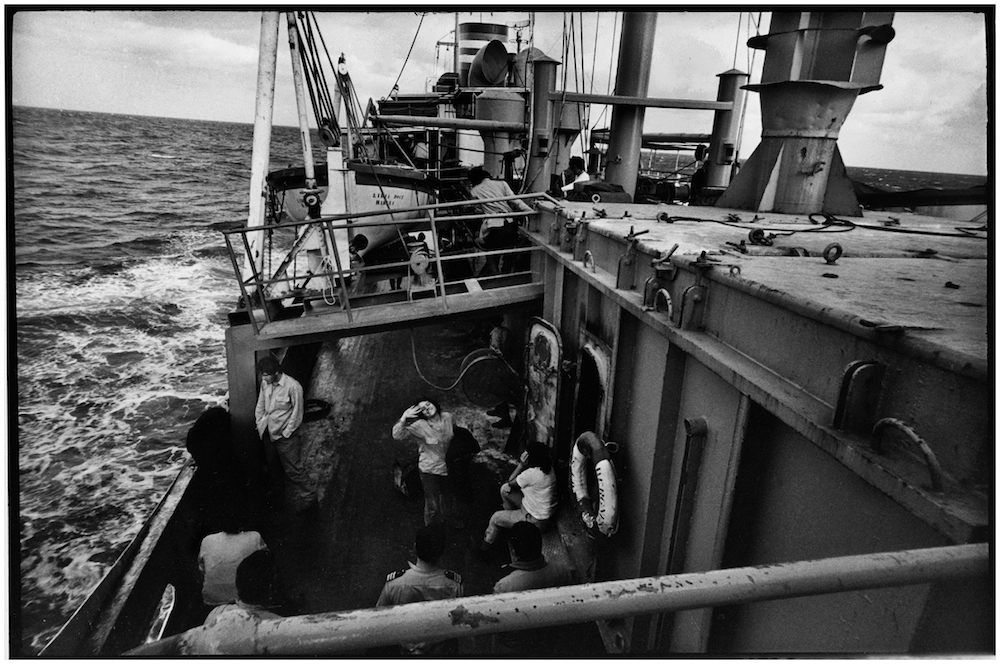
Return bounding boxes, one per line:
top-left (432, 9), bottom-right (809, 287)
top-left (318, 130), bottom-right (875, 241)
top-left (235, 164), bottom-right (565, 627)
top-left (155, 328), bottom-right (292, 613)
top-left (143, 543), bottom-right (986, 655)
top-left (244, 12), bottom-right (281, 280)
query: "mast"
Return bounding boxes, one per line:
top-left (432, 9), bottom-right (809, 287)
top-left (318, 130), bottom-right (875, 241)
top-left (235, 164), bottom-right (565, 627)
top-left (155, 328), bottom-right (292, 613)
top-left (603, 12), bottom-right (657, 198)
top-left (244, 12), bottom-right (281, 280)
top-left (454, 13), bottom-right (460, 77)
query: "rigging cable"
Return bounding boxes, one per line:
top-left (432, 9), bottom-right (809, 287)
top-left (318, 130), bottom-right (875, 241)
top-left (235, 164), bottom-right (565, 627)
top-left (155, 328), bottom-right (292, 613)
top-left (573, 12), bottom-right (586, 157)
top-left (732, 12), bottom-right (743, 69)
top-left (734, 12), bottom-right (763, 165)
top-left (386, 13), bottom-right (426, 100)
top-left (585, 12), bottom-right (600, 153)
top-left (589, 12), bottom-right (619, 146)
top-left (308, 12), bottom-right (364, 146)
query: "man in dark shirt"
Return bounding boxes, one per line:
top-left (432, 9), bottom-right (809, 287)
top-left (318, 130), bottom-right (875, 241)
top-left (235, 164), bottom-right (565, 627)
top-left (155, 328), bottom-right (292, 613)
top-left (491, 521), bottom-right (571, 655)
top-left (493, 521), bottom-right (569, 594)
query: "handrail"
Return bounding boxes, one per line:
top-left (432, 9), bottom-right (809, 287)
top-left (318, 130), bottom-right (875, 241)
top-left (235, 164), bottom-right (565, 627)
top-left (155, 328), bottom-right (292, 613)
top-left (224, 193), bottom-right (553, 323)
top-left (125, 543), bottom-right (987, 656)
top-left (219, 192), bottom-right (552, 235)
top-left (228, 246), bottom-right (541, 296)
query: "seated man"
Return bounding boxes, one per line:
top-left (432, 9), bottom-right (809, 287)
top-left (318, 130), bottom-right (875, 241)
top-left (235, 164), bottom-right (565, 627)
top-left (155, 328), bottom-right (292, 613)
top-left (198, 511), bottom-right (267, 607)
top-left (493, 521), bottom-right (570, 594)
top-left (491, 521), bottom-right (571, 654)
top-left (376, 524), bottom-right (463, 655)
top-left (560, 155), bottom-right (590, 194)
top-left (181, 549), bottom-right (282, 655)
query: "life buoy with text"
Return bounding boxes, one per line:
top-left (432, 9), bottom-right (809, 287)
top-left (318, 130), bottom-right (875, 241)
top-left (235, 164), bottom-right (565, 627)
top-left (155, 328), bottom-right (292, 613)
top-left (570, 431), bottom-right (619, 537)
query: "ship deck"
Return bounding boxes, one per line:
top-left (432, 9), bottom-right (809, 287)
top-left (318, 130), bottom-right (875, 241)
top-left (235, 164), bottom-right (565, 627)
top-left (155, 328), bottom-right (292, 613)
top-left (546, 200), bottom-right (989, 367)
top-left (254, 321), bottom-right (605, 656)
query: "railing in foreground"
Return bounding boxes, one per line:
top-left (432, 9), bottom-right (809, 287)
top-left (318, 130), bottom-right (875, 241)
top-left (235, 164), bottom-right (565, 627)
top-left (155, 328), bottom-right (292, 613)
top-left (125, 542), bottom-right (987, 656)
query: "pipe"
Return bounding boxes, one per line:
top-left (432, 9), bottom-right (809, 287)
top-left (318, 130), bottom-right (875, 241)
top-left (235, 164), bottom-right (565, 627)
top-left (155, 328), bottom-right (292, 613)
top-left (554, 91), bottom-right (731, 111)
top-left (706, 69), bottom-right (749, 188)
top-left (872, 418), bottom-right (945, 492)
top-left (525, 54), bottom-right (560, 193)
top-left (128, 543), bottom-right (987, 656)
top-left (373, 115), bottom-right (526, 132)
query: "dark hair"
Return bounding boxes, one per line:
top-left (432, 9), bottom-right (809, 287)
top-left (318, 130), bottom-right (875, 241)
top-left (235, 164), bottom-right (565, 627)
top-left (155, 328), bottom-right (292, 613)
top-left (256, 355), bottom-right (281, 375)
top-left (213, 504), bottom-right (247, 535)
top-left (236, 549), bottom-right (275, 605)
top-left (415, 524), bottom-right (447, 563)
top-left (468, 166), bottom-right (490, 186)
top-left (509, 521), bottom-right (543, 562)
top-left (415, 397), bottom-right (442, 417)
top-left (525, 442), bottom-right (552, 474)
top-left (569, 155), bottom-right (585, 171)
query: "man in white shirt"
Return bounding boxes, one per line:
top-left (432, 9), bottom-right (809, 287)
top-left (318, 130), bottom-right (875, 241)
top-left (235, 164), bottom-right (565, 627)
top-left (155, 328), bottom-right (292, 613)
top-left (469, 166), bottom-right (533, 276)
top-left (560, 155), bottom-right (590, 194)
top-left (254, 356), bottom-right (315, 513)
top-left (199, 515), bottom-right (268, 606)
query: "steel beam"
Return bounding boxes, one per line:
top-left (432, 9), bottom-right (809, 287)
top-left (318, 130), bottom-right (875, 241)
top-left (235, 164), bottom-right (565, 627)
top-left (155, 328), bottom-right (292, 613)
top-left (555, 91), bottom-right (732, 111)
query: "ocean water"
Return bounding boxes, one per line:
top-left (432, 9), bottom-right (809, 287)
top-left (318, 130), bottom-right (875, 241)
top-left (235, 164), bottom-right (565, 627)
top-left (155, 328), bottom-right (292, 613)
top-left (11, 105), bottom-right (985, 655)
top-left (12, 105), bottom-right (321, 655)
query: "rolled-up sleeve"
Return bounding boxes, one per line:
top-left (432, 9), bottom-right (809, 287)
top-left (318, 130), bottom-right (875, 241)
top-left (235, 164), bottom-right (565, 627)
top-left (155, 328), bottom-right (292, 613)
top-left (392, 419), bottom-right (410, 440)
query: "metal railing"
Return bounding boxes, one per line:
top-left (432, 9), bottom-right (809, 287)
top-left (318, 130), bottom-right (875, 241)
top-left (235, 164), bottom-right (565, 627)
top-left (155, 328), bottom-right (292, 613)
top-left (222, 192), bottom-right (556, 334)
top-left (125, 542), bottom-right (988, 656)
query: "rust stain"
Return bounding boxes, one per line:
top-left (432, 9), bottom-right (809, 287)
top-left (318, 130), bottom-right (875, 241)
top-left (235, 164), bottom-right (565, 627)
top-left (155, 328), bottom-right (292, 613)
top-left (449, 606), bottom-right (500, 629)
top-left (300, 613), bottom-right (348, 623)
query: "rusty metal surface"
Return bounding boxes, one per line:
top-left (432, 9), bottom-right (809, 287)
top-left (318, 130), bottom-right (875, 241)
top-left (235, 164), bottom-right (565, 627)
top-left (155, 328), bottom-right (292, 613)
top-left (146, 543), bottom-right (987, 656)
top-left (543, 201), bottom-right (988, 363)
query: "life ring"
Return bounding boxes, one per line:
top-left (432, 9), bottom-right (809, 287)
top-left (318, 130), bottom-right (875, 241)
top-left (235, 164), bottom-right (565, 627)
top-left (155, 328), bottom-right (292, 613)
top-left (303, 398), bottom-right (331, 422)
top-left (570, 431), bottom-right (619, 537)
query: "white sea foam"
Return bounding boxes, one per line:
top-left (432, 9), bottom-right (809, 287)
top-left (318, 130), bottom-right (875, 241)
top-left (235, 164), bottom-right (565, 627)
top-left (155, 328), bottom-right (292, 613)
top-left (17, 228), bottom-right (235, 647)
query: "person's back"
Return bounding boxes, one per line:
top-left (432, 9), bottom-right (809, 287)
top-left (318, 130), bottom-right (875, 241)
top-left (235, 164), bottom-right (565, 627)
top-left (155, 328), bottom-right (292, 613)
top-left (491, 522), bottom-right (570, 654)
top-left (376, 524), bottom-right (463, 655)
top-left (492, 554), bottom-right (570, 594)
top-left (183, 549), bottom-right (282, 655)
top-left (199, 524), bottom-right (267, 606)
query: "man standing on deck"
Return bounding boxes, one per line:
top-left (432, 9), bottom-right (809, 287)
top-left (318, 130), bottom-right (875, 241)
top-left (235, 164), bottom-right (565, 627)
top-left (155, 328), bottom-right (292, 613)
top-left (376, 524), bottom-right (463, 655)
top-left (254, 355), bottom-right (316, 514)
top-left (469, 166), bottom-right (533, 276)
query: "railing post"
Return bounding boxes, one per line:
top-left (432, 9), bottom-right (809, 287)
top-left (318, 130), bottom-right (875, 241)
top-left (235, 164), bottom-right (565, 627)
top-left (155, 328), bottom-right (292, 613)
top-left (428, 209), bottom-right (449, 309)
top-left (224, 235), bottom-right (261, 335)
top-left (238, 230), bottom-right (272, 326)
top-left (322, 220), bottom-right (354, 324)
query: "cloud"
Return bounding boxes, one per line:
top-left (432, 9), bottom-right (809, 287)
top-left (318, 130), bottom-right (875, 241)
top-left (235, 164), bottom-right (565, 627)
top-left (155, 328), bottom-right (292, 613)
top-left (9, 9), bottom-right (989, 174)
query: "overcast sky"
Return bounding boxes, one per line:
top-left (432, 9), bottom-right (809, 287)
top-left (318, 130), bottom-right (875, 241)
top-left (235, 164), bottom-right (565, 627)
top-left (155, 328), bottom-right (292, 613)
top-left (10, 8), bottom-right (990, 175)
